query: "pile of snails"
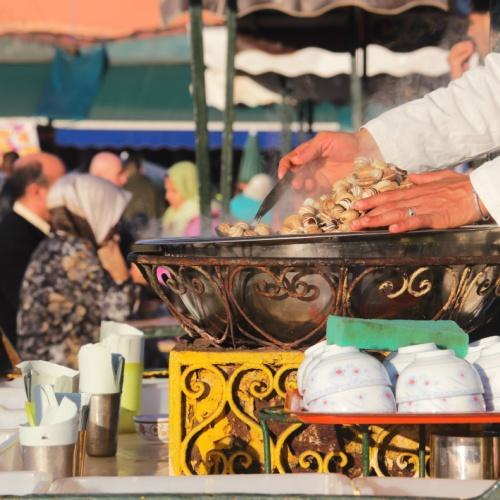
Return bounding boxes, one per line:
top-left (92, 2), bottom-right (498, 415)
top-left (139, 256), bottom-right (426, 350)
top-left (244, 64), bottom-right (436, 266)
top-left (217, 157), bottom-right (410, 237)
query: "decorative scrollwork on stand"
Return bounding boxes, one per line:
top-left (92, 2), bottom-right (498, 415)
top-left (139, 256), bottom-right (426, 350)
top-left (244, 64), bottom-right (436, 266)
top-left (378, 267), bottom-right (433, 299)
top-left (254, 270), bottom-right (321, 301)
top-left (138, 256), bottom-right (500, 349)
top-left (140, 263), bottom-right (233, 346)
top-left (228, 265), bottom-right (337, 348)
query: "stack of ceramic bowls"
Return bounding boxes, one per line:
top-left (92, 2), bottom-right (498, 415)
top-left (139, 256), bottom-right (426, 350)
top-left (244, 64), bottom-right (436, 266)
top-left (300, 344), bottom-right (396, 413)
top-left (383, 343), bottom-right (438, 388)
top-left (465, 336), bottom-right (500, 364)
top-left (297, 340), bottom-right (327, 397)
top-left (473, 342), bottom-right (500, 410)
top-left (396, 349), bottom-right (485, 413)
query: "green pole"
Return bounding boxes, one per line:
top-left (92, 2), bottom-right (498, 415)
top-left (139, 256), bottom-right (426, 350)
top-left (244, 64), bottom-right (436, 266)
top-left (350, 51), bottom-right (363, 131)
top-left (189, 0), bottom-right (211, 234)
top-left (279, 78), bottom-right (293, 157)
top-left (220, 0), bottom-right (237, 217)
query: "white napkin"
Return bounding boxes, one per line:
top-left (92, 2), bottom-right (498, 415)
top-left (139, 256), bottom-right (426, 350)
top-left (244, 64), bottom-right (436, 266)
top-left (100, 321), bottom-right (144, 363)
top-left (78, 343), bottom-right (120, 394)
top-left (16, 361), bottom-right (79, 402)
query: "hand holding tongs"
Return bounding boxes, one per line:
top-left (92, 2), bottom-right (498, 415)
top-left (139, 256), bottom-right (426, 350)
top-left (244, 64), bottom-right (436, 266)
top-left (253, 169), bottom-right (295, 225)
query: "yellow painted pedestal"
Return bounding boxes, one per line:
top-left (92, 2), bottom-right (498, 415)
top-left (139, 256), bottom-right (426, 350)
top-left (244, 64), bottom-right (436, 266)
top-left (169, 347), bottom-right (434, 477)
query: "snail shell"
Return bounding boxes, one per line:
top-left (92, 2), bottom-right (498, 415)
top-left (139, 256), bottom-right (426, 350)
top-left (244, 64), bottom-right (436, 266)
top-left (361, 187), bottom-right (378, 199)
top-left (217, 223), bottom-right (231, 236)
top-left (281, 227), bottom-right (304, 235)
top-left (234, 221), bottom-right (250, 230)
top-left (372, 159), bottom-right (387, 170)
top-left (332, 179), bottom-right (351, 193)
top-left (299, 205), bottom-right (317, 217)
top-left (283, 214), bottom-right (303, 230)
top-left (353, 156), bottom-right (371, 169)
top-left (354, 166), bottom-right (384, 187)
top-left (350, 184), bottom-right (363, 198)
top-left (254, 223), bottom-right (273, 236)
top-left (304, 223), bottom-right (322, 234)
top-left (244, 229), bottom-right (258, 237)
top-left (338, 209), bottom-right (359, 223)
top-left (373, 179), bottom-right (399, 192)
top-left (337, 222), bottom-right (352, 232)
top-left (228, 225), bottom-right (245, 237)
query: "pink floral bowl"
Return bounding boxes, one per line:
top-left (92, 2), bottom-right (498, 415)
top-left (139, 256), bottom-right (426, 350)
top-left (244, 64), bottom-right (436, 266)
top-left (302, 345), bottom-right (391, 404)
top-left (398, 394), bottom-right (485, 413)
top-left (396, 349), bottom-right (484, 403)
top-left (305, 385), bottom-right (396, 413)
top-left (383, 343), bottom-right (437, 388)
top-left (134, 414), bottom-right (168, 443)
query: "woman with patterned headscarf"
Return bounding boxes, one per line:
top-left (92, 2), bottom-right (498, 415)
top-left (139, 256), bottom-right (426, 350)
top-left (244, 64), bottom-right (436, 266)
top-left (17, 174), bottom-right (142, 367)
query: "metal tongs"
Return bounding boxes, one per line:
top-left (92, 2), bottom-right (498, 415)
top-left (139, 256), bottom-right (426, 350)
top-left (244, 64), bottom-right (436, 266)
top-left (253, 169), bottom-right (295, 225)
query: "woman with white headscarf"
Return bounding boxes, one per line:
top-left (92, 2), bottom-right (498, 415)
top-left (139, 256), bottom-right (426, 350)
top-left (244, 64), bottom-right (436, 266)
top-left (17, 174), bottom-right (141, 368)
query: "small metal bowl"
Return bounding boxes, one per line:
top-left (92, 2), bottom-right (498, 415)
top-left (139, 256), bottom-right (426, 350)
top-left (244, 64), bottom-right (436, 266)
top-left (130, 226), bottom-right (500, 349)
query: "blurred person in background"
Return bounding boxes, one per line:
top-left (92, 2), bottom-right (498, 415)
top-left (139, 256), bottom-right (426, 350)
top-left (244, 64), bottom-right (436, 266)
top-left (121, 153), bottom-right (165, 239)
top-left (89, 150), bottom-right (134, 256)
top-left (0, 151), bottom-right (19, 191)
top-left (162, 161), bottom-right (201, 237)
top-left (230, 173), bottom-right (274, 224)
top-left (0, 151), bottom-right (20, 220)
top-left (89, 151), bottom-right (127, 187)
top-left (17, 174), bottom-right (142, 368)
top-left (0, 154), bottom-right (65, 362)
top-left (448, 0), bottom-right (490, 80)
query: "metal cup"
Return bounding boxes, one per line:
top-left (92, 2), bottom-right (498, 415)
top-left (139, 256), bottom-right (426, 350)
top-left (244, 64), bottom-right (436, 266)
top-left (430, 434), bottom-right (496, 479)
top-left (86, 393), bottom-right (120, 457)
top-left (21, 443), bottom-right (75, 480)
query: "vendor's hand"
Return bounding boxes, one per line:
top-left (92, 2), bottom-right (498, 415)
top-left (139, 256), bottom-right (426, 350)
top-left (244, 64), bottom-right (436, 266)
top-left (277, 130), bottom-right (383, 193)
top-left (448, 40), bottom-right (475, 80)
top-left (351, 170), bottom-right (484, 233)
top-left (98, 237), bottom-right (130, 284)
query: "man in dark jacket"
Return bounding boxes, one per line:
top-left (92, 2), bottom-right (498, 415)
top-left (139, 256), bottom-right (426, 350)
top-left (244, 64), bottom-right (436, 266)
top-left (0, 153), bottom-right (65, 370)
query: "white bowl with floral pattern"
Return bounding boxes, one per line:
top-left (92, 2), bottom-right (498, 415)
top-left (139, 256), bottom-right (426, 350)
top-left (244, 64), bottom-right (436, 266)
top-left (134, 414), bottom-right (168, 443)
top-left (303, 345), bottom-right (391, 406)
top-left (396, 349), bottom-right (483, 404)
top-left (305, 385), bottom-right (396, 413)
top-left (398, 393), bottom-right (485, 413)
top-left (383, 343), bottom-right (437, 388)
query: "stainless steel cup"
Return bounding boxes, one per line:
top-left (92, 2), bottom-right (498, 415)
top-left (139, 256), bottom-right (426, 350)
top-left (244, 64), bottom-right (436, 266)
top-left (86, 393), bottom-right (120, 457)
top-left (430, 434), bottom-right (496, 479)
top-left (21, 443), bottom-right (75, 479)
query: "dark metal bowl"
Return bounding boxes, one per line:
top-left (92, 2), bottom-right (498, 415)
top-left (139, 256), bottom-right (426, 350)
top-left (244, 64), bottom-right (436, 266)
top-left (129, 225), bottom-right (500, 349)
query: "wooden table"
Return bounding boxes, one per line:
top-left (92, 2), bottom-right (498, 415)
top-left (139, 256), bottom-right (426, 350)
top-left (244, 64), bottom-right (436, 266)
top-left (84, 433), bottom-right (169, 477)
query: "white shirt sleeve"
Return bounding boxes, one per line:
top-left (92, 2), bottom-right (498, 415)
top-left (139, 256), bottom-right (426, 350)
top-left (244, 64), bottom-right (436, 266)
top-left (364, 52), bottom-right (500, 223)
top-left (470, 158), bottom-right (500, 224)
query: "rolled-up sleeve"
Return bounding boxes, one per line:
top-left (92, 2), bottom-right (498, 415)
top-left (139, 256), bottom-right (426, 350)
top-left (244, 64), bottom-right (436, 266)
top-left (364, 53), bottom-right (500, 173)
